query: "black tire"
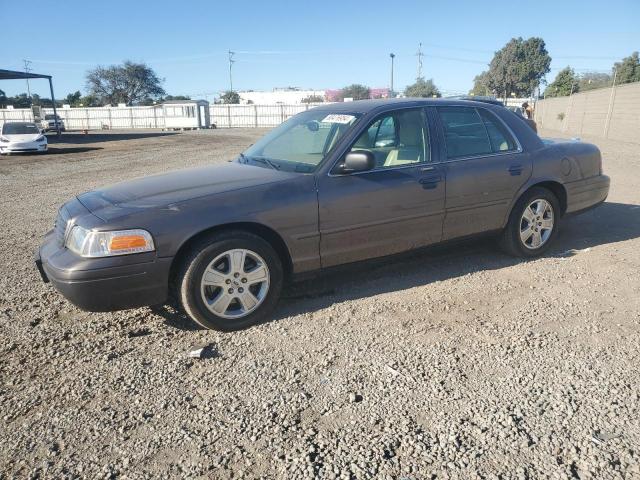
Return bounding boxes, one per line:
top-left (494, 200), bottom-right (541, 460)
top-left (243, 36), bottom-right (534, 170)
top-left (500, 187), bottom-right (561, 257)
top-left (176, 230), bottom-right (283, 331)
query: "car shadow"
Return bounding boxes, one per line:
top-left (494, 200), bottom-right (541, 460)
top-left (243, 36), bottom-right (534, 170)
top-left (46, 146), bottom-right (104, 154)
top-left (46, 131), bottom-right (179, 144)
top-left (153, 201), bottom-right (640, 331)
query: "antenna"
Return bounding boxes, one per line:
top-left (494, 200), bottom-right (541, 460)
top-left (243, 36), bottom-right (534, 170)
top-left (23, 59), bottom-right (33, 99)
top-left (416, 43), bottom-right (424, 79)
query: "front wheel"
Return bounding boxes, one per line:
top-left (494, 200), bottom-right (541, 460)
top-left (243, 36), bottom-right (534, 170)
top-left (500, 187), bottom-right (560, 257)
top-left (177, 231), bottom-right (283, 331)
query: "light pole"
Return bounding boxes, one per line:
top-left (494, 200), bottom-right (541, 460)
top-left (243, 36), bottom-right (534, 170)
top-left (389, 53), bottom-right (395, 97)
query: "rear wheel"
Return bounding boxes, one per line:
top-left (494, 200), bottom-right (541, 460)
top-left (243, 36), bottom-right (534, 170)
top-left (177, 231), bottom-right (283, 331)
top-left (500, 187), bottom-right (560, 257)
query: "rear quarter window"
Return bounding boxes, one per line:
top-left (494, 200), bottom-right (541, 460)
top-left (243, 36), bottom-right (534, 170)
top-left (478, 109), bottom-right (518, 152)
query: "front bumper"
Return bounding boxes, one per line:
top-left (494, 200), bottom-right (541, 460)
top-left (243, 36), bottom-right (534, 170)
top-left (0, 141), bottom-right (47, 153)
top-left (37, 230), bottom-right (172, 312)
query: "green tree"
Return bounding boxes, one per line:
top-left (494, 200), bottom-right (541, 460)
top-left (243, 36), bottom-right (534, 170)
top-left (404, 77), bottom-right (441, 98)
top-left (301, 94), bottom-right (324, 103)
top-left (31, 94), bottom-right (61, 108)
top-left (163, 95), bottom-right (192, 101)
top-left (6, 93), bottom-right (32, 108)
top-left (221, 91), bottom-right (240, 104)
top-left (544, 67), bottom-right (579, 97)
top-left (0, 88), bottom-right (7, 108)
top-left (613, 52), bottom-right (640, 84)
top-left (578, 72), bottom-right (612, 92)
top-left (86, 61), bottom-right (165, 106)
top-left (485, 37), bottom-right (551, 97)
top-left (339, 84), bottom-right (370, 101)
top-left (65, 90), bottom-right (83, 106)
top-left (79, 94), bottom-right (101, 107)
top-left (470, 71), bottom-right (491, 96)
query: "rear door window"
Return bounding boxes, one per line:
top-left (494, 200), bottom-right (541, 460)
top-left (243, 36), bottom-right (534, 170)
top-left (437, 107), bottom-right (492, 159)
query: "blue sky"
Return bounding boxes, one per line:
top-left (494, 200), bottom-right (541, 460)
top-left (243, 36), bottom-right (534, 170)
top-left (1, 0), bottom-right (638, 99)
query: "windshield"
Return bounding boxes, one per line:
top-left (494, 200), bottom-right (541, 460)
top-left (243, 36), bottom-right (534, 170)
top-left (241, 109), bottom-right (361, 173)
top-left (2, 123), bottom-right (40, 135)
top-left (44, 115), bottom-right (60, 120)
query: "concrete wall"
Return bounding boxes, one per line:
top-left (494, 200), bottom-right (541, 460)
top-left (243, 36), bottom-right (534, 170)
top-left (535, 81), bottom-right (640, 143)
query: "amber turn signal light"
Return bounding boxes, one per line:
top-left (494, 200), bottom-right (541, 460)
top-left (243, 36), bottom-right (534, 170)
top-left (109, 235), bottom-right (149, 251)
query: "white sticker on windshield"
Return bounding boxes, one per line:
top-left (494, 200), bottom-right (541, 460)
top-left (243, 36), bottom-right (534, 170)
top-left (321, 114), bottom-right (355, 124)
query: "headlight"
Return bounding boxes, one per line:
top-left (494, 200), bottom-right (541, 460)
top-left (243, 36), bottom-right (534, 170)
top-left (0, 136), bottom-right (9, 143)
top-left (65, 226), bottom-right (155, 257)
top-left (36, 135), bottom-right (46, 142)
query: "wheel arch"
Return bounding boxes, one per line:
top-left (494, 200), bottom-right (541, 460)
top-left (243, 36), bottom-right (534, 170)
top-left (169, 222), bottom-right (294, 285)
top-left (503, 179), bottom-right (568, 228)
top-left (533, 181), bottom-right (567, 215)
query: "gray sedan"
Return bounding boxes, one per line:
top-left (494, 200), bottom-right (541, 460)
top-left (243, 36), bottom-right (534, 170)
top-left (37, 99), bottom-right (610, 330)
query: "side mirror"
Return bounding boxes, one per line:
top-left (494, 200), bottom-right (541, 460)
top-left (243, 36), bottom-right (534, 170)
top-left (339, 150), bottom-right (375, 174)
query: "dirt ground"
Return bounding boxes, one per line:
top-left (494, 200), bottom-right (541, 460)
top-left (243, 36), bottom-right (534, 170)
top-left (0, 128), bottom-right (639, 479)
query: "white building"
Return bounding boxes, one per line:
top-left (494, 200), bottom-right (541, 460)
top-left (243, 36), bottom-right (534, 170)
top-left (162, 100), bottom-right (211, 129)
top-left (238, 88), bottom-right (325, 105)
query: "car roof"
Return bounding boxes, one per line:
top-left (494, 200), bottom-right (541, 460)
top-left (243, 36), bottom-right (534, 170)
top-left (446, 95), bottom-right (505, 106)
top-left (313, 97), bottom-right (504, 113)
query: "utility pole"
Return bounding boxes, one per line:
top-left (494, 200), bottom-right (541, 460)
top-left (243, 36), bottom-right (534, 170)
top-left (604, 67), bottom-right (618, 138)
top-left (228, 50), bottom-right (235, 92)
top-left (23, 59), bottom-right (32, 99)
top-left (416, 43), bottom-right (424, 79)
top-left (389, 53), bottom-right (395, 96)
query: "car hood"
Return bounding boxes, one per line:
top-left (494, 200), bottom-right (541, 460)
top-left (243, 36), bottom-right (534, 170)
top-left (5, 133), bottom-right (41, 142)
top-left (78, 161), bottom-right (298, 221)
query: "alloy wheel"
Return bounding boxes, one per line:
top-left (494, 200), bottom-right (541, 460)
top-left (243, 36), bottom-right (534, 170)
top-left (520, 199), bottom-right (554, 249)
top-left (200, 248), bottom-right (270, 319)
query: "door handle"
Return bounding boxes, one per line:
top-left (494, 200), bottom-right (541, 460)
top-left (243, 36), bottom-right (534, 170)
top-left (419, 175), bottom-right (441, 189)
top-left (508, 164), bottom-right (523, 176)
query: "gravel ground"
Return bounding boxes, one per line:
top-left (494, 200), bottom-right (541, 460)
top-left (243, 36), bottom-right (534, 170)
top-left (1, 128), bottom-right (639, 479)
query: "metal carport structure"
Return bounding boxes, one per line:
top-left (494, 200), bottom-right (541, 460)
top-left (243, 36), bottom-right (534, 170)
top-left (0, 68), bottom-right (61, 135)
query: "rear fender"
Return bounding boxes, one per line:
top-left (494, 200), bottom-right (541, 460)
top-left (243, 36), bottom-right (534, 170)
top-left (500, 141), bottom-right (601, 228)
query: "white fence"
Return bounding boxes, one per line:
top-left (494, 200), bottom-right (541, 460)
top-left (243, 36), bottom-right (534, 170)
top-left (210, 103), bottom-right (323, 128)
top-left (0, 97), bottom-right (535, 131)
top-left (0, 103), bottom-right (325, 130)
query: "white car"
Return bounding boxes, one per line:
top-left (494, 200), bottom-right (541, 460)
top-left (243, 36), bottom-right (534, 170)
top-left (40, 114), bottom-right (66, 132)
top-left (0, 122), bottom-right (48, 155)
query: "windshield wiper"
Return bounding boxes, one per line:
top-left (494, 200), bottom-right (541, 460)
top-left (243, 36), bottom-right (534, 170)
top-left (238, 153), bottom-right (281, 170)
top-left (250, 155), bottom-right (281, 170)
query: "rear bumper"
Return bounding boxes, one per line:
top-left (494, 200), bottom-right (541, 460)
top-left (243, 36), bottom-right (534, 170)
top-left (37, 230), bottom-right (172, 312)
top-left (565, 175), bottom-right (610, 214)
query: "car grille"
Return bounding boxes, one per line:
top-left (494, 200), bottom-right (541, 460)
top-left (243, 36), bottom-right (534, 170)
top-left (54, 206), bottom-right (71, 247)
